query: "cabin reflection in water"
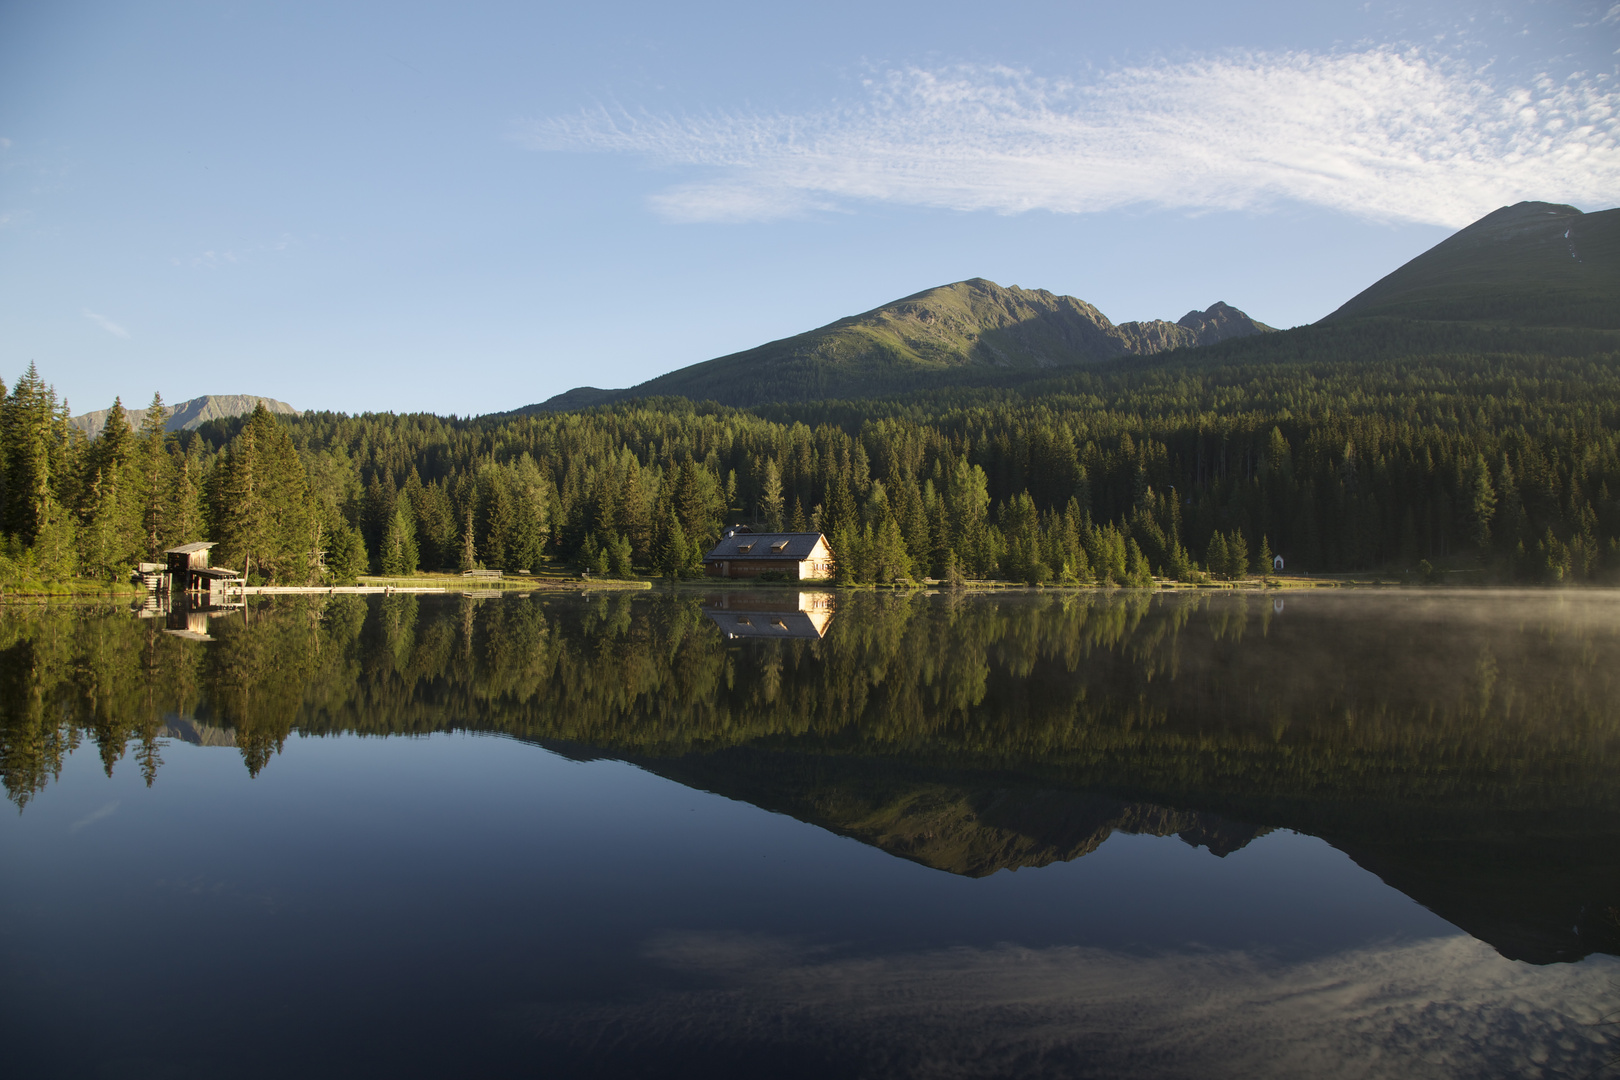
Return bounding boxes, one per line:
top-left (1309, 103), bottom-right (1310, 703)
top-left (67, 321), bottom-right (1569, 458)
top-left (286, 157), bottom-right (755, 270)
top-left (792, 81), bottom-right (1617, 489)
top-left (702, 591), bottom-right (835, 640)
top-left (135, 598), bottom-right (242, 642)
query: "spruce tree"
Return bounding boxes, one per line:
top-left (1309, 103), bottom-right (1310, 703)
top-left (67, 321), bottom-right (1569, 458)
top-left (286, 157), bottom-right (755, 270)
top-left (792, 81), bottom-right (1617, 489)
top-left (2, 364), bottom-right (60, 543)
top-left (759, 458), bottom-right (784, 532)
top-left (135, 393), bottom-right (172, 557)
top-left (380, 504), bottom-right (419, 575)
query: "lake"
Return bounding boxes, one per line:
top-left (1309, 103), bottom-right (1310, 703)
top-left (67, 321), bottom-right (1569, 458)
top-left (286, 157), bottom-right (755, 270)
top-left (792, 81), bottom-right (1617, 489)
top-left (1, 588), bottom-right (1617, 1079)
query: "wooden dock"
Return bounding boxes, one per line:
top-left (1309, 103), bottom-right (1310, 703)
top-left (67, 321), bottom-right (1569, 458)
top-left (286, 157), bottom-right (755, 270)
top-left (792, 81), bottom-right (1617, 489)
top-left (241, 586), bottom-right (447, 595)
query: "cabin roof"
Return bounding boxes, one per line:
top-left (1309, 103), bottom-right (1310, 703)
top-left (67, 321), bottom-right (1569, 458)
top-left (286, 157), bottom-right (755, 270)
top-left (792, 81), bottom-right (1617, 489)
top-left (703, 532), bottom-right (827, 561)
top-left (164, 541), bottom-right (217, 554)
top-left (191, 566), bottom-right (241, 579)
top-left (702, 608), bottom-right (830, 640)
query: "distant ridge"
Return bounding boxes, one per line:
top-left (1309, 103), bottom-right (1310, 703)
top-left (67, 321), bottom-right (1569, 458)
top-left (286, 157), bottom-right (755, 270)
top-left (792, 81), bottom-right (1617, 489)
top-left (524, 279), bottom-right (1274, 411)
top-left (71, 395), bottom-right (300, 440)
top-left (1325, 201), bottom-right (1620, 328)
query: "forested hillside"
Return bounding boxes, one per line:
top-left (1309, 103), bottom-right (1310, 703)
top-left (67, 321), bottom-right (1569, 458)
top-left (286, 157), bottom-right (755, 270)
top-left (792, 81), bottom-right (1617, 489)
top-left (4, 205), bottom-right (1614, 589)
top-left (6, 315), bottom-right (1619, 588)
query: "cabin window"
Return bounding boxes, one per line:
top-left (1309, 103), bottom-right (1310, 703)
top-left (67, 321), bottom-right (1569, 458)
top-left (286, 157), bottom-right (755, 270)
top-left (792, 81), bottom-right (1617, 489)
top-left (737, 543), bottom-right (754, 553)
top-left (770, 542), bottom-right (789, 553)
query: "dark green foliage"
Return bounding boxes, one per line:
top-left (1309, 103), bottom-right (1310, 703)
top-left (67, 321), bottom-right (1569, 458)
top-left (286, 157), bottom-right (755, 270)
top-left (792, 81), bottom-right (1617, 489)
top-left (326, 525), bottom-right (367, 584)
top-left (380, 504), bottom-right (419, 576)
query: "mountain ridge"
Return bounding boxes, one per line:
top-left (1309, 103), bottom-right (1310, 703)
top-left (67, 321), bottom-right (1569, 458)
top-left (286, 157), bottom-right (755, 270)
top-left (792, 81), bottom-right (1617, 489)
top-left (1325, 200), bottom-right (1620, 328)
top-left (518, 199), bottom-right (1619, 415)
top-left (71, 394), bottom-right (300, 440)
top-left (525, 280), bottom-right (1274, 412)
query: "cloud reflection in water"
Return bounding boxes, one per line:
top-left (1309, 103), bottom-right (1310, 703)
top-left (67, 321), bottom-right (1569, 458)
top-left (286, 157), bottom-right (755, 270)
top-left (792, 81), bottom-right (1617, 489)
top-left (517, 932), bottom-right (1617, 1079)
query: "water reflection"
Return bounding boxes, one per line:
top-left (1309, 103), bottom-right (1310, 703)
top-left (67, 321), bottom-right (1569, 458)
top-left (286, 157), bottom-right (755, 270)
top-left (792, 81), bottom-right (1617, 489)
top-left (4, 589), bottom-right (1620, 965)
top-left (703, 590), bottom-right (836, 639)
top-left (516, 932), bottom-right (1615, 1079)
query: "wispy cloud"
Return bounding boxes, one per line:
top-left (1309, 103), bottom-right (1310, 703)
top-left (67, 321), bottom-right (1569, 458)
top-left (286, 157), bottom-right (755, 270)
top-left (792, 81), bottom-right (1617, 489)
top-left (173, 232), bottom-right (296, 269)
top-left (70, 800), bottom-right (120, 832)
top-left (519, 49), bottom-right (1620, 226)
top-left (187, 249), bottom-right (239, 269)
top-left (82, 309), bottom-right (130, 339)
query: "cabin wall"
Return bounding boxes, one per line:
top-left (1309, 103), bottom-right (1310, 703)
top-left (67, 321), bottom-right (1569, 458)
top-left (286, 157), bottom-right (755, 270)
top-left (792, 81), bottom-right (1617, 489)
top-left (706, 559), bottom-right (802, 579)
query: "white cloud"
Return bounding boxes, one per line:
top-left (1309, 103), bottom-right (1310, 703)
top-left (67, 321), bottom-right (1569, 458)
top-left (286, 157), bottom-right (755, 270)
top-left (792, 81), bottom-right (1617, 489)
top-left (82, 309), bottom-right (130, 339)
top-left (513, 932), bottom-right (1620, 1078)
top-left (519, 49), bottom-right (1620, 227)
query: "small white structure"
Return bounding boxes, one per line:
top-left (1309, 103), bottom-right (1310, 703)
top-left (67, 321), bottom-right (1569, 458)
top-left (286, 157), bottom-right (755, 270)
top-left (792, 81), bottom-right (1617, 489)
top-left (1273, 555), bottom-right (1285, 571)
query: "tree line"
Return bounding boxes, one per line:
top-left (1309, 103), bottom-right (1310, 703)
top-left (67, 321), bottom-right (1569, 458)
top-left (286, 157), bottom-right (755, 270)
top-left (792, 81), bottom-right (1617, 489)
top-left (4, 342), bottom-right (1619, 587)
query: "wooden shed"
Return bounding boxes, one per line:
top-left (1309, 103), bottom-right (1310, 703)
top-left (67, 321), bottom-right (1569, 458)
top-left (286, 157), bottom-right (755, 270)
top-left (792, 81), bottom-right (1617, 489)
top-left (702, 531), bottom-right (833, 580)
top-left (163, 542), bottom-right (242, 602)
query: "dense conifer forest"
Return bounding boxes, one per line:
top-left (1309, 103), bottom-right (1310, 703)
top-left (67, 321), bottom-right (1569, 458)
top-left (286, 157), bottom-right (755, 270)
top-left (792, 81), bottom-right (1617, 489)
top-left (7, 315), bottom-right (1620, 588)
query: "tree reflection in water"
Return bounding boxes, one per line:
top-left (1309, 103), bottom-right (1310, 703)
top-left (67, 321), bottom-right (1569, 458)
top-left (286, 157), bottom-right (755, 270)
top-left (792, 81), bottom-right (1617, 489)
top-left (4, 588), bottom-right (1619, 963)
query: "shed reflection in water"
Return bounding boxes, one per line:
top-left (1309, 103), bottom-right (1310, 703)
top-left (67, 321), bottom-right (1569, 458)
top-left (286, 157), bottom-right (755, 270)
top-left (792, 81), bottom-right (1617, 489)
top-left (1, 589), bottom-right (1618, 1077)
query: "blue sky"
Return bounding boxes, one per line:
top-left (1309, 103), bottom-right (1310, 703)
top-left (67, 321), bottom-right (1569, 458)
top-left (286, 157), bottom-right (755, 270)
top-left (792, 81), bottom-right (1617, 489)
top-left (2, 1), bottom-right (1617, 418)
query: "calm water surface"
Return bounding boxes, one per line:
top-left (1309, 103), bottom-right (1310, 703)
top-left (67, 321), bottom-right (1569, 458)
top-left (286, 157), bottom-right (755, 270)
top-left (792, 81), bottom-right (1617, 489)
top-left (1, 589), bottom-right (1617, 1079)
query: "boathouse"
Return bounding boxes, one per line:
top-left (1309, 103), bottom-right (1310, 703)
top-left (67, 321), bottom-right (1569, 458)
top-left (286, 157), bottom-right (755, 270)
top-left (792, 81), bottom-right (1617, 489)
top-left (162, 542), bottom-right (243, 602)
top-left (702, 530), bottom-right (833, 580)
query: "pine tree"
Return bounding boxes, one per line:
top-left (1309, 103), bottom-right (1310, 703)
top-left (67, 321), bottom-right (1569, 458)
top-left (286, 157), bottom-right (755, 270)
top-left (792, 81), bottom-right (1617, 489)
top-left (659, 511), bottom-right (692, 579)
top-left (458, 509), bottom-right (477, 572)
top-left (1125, 539), bottom-right (1154, 588)
top-left (79, 398), bottom-right (142, 578)
top-left (134, 393), bottom-right (172, 557)
top-left (759, 458), bottom-right (784, 532)
top-left (870, 516), bottom-right (914, 583)
top-left (213, 405), bottom-right (314, 584)
top-left (2, 364), bottom-right (61, 543)
top-left (1225, 529), bottom-right (1250, 581)
top-left (327, 524), bottom-right (367, 584)
top-left (380, 503), bottom-right (419, 575)
top-left (1468, 453), bottom-right (1497, 552)
top-left (1206, 531), bottom-right (1230, 581)
top-left (168, 441), bottom-right (204, 548)
top-left (607, 531), bottom-right (635, 578)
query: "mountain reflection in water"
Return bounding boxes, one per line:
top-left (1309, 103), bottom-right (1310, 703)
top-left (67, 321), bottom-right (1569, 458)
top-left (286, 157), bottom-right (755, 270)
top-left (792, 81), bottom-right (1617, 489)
top-left (3, 588), bottom-right (1620, 974)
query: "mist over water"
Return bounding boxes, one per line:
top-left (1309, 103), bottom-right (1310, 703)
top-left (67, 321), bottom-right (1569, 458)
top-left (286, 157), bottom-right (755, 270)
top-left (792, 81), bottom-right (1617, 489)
top-left (1, 589), bottom-right (1617, 1077)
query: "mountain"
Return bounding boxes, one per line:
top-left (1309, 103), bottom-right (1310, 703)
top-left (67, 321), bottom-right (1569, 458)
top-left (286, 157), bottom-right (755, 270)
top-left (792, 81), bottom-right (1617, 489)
top-left (635, 748), bottom-right (1270, 878)
top-left (71, 394), bottom-right (300, 440)
top-left (614, 745), bottom-right (1618, 964)
top-left (1325, 200), bottom-right (1620, 328)
top-left (527, 280), bottom-right (1273, 410)
top-left (510, 200), bottom-right (1619, 416)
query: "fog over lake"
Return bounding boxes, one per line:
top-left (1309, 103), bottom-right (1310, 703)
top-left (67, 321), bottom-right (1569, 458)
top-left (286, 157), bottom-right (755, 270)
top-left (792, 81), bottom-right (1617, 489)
top-left (2, 589), bottom-right (1617, 1078)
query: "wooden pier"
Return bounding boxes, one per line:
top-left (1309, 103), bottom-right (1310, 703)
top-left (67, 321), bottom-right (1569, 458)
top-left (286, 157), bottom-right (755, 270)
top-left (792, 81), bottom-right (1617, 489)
top-left (240, 586), bottom-right (447, 595)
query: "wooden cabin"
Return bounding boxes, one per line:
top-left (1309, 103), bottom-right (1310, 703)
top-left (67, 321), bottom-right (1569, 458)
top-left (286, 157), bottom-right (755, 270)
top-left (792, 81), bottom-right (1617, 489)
top-left (163, 542), bottom-right (243, 602)
top-left (702, 531), bottom-right (833, 580)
